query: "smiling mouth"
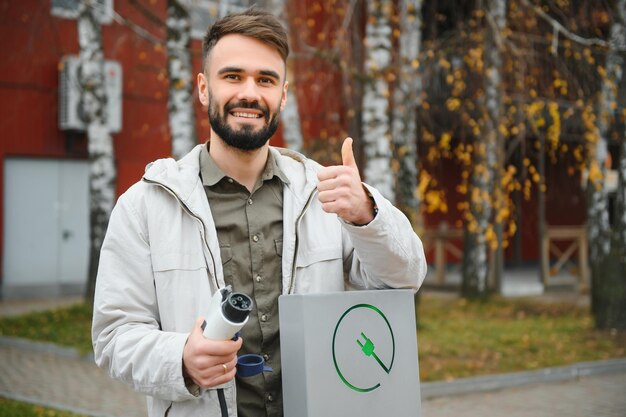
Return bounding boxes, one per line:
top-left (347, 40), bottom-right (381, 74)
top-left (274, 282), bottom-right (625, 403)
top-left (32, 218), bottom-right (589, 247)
top-left (231, 111), bottom-right (262, 119)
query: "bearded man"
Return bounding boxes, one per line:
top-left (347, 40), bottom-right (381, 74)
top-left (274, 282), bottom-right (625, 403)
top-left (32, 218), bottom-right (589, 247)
top-left (92, 7), bottom-right (427, 417)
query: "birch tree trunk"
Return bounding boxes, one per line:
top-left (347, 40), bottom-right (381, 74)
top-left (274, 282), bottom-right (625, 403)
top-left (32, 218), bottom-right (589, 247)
top-left (362, 0), bottom-right (395, 200)
top-left (262, 0), bottom-right (304, 152)
top-left (462, 0), bottom-right (506, 298)
top-left (616, 124), bottom-right (626, 261)
top-left (391, 0), bottom-right (423, 225)
top-left (78, 0), bottom-right (116, 303)
top-left (167, 0), bottom-right (196, 159)
top-left (605, 133), bottom-right (626, 329)
top-left (611, 0), bottom-right (626, 263)
top-left (592, 0), bottom-right (626, 329)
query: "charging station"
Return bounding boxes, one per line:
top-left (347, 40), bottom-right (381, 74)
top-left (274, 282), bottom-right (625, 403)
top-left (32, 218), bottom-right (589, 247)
top-left (279, 290), bottom-right (421, 417)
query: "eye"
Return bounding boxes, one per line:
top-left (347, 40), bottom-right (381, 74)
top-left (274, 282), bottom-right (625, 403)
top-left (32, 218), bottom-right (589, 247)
top-left (224, 74), bottom-right (240, 81)
top-left (258, 77), bottom-right (276, 85)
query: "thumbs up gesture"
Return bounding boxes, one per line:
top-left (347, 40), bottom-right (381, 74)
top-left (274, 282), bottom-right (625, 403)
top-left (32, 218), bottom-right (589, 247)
top-left (316, 137), bottom-right (376, 225)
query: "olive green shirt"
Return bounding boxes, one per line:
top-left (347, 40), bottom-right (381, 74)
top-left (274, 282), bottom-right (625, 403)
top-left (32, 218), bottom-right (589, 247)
top-left (200, 144), bottom-right (288, 417)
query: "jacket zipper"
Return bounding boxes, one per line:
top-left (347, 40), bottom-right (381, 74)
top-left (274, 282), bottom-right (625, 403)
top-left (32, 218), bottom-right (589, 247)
top-left (288, 189), bottom-right (318, 294)
top-left (142, 178), bottom-right (220, 291)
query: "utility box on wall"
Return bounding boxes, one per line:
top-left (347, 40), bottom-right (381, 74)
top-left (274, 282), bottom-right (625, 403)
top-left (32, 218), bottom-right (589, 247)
top-left (59, 55), bottom-right (123, 133)
top-left (279, 290), bottom-right (421, 417)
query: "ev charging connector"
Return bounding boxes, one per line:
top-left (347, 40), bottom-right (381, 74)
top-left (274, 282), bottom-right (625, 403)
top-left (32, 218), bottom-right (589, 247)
top-left (202, 286), bottom-right (252, 341)
top-left (201, 286), bottom-right (272, 417)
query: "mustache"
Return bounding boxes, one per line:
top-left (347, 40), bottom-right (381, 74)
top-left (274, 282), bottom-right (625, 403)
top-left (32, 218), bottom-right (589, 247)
top-left (223, 101), bottom-right (269, 121)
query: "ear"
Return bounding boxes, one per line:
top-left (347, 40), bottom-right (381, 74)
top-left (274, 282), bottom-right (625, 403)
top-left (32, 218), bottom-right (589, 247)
top-left (280, 81), bottom-right (289, 112)
top-left (197, 73), bottom-right (209, 107)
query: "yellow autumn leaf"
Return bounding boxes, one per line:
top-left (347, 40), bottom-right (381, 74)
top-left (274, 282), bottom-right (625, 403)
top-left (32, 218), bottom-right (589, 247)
top-left (439, 57), bottom-right (451, 69)
top-left (446, 98), bottom-right (461, 111)
top-left (440, 132), bottom-right (452, 150)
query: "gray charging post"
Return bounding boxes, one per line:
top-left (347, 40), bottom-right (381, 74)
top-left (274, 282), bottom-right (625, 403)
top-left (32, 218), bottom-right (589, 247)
top-left (279, 289), bottom-right (421, 417)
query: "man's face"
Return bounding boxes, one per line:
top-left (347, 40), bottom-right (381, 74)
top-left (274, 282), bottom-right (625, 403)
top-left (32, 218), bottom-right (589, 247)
top-left (206, 87), bottom-right (281, 151)
top-left (198, 34), bottom-right (288, 151)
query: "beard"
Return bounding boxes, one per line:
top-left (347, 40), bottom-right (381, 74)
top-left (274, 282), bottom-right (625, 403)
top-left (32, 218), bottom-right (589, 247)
top-left (208, 92), bottom-right (281, 151)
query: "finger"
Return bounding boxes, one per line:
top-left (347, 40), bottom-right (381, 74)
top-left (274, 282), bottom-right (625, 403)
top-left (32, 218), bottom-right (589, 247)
top-left (198, 335), bottom-right (243, 357)
top-left (318, 188), bottom-right (350, 204)
top-left (317, 190), bottom-right (334, 204)
top-left (207, 365), bottom-right (238, 388)
top-left (316, 177), bottom-right (341, 192)
top-left (341, 137), bottom-right (357, 169)
top-left (184, 316), bottom-right (206, 357)
top-left (198, 363), bottom-right (238, 389)
top-left (211, 336), bottom-right (243, 356)
top-left (193, 316), bottom-right (205, 336)
top-left (320, 200), bottom-right (349, 215)
top-left (317, 165), bottom-right (348, 182)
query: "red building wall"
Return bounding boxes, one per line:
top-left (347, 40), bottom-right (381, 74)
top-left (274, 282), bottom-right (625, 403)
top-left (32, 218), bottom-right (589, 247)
top-left (0, 0), bottom-right (587, 284)
top-left (0, 1), bottom-right (293, 284)
top-left (0, 1), bottom-right (187, 280)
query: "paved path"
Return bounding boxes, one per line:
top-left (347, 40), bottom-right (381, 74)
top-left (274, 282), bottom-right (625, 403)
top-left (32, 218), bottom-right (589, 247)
top-left (422, 372), bottom-right (626, 417)
top-left (0, 342), bottom-right (146, 417)
top-left (1, 337), bottom-right (625, 417)
top-left (0, 293), bottom-right (621, 416)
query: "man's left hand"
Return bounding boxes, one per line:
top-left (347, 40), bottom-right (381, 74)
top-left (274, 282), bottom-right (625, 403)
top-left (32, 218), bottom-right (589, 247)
top-left (317, 137), bottom-right (375, 226)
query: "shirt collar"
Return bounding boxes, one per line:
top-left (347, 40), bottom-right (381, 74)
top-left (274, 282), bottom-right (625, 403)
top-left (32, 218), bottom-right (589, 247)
top-left (200, 142), bottom-right (290, 187)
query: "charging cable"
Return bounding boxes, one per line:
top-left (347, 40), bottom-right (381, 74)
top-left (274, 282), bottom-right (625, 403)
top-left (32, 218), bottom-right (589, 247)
top-left (202, 286), bottom-right (272, 416)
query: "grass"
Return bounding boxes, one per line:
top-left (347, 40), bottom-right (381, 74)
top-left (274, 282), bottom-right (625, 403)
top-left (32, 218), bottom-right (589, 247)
top-left (0, 397), bottom-right (86, 417)
top-left (417, 294), bottom-right (626, 381)
top-left (0, 303), bottom-right (93, 354)
top-left (0, 293), bottom-right (624, 383)
top-left (0, 293), bottom-right (624, 416)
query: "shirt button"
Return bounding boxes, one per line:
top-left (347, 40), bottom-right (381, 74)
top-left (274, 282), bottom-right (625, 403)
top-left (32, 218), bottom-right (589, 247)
top-left (261, 314), bottom-right (268, 322)
top-left (263, 353), bottom-right (270, 361)
top-left (267, 394), bottom-right (274, 402)
top-left (227, 178), bottom-right (234, 183)
top-left (252, 235), bottom-right (259, 242)
top-left (255, 275), bottom-right (262, 283)
top-left (247, 198), bottom-right (253, 205)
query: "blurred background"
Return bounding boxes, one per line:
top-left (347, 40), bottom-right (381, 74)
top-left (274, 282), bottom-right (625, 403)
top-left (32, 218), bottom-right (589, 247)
top-left (0, 0), bottom-right (624, 329)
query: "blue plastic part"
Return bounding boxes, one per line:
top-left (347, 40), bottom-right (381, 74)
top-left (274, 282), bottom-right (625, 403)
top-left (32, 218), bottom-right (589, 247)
top-left (236, 354), bottom-right (273, 377)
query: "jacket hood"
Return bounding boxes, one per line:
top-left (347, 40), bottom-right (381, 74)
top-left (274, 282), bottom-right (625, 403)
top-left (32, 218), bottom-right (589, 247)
top-left (142, 145), bottom-right (205, 204)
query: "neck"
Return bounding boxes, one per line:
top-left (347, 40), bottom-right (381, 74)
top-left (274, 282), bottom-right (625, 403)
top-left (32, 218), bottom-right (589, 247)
top-left (209, 135), bottom-right (269, 192)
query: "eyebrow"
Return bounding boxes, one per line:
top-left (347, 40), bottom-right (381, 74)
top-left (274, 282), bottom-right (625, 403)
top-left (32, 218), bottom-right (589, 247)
top-left (217, 66), bottom-right (281, 81)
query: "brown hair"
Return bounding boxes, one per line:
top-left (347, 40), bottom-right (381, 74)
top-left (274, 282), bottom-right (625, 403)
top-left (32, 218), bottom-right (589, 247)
top-left (202, 7), bottom-right (289, 71)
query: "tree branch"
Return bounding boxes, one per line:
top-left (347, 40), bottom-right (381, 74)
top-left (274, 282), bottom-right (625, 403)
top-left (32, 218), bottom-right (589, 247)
top-left (110, 10), bottom-right (163, 45)
top-left (520, 0), bottom-right (613, 50)
top-left (129, 0), bottom-right (166, 28)
top-left (82, 0), bottom-right (163, 45)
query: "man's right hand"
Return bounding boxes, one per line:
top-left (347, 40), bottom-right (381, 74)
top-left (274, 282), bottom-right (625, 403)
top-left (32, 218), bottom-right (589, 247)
top-left (182, 317), bottom-right (242, 388)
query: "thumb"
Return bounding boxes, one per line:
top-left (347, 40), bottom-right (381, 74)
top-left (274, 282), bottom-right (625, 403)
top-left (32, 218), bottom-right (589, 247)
top-left (341, 137), bottom-right (357, 168)
top-left (193, 316), bottom-right (206, 337)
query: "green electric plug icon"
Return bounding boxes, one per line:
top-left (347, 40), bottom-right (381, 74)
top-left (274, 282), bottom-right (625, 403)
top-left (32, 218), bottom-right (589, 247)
top-left (356, 332), bottom-right (390, 374)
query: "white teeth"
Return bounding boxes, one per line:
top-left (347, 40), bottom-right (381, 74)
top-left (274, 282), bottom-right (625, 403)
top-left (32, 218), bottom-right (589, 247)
top-left (232, 112), bottom-right (260, 119)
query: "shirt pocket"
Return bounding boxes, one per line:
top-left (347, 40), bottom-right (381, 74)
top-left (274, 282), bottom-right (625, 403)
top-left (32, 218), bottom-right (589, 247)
top-left (152, 252), bottom-right (207, 272)
top-left (294, 246), bottom-right (344, 293)
top-left (150, 251), bottom-right (210, 331)
top-left (295, 246), bottom-right (342, 268)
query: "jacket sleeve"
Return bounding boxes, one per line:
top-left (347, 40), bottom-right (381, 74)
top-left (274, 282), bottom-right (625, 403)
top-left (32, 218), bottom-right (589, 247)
top-left (340, 184), bottom-right (427, 292)
top-left (91, 191), bottom-right (197, 402)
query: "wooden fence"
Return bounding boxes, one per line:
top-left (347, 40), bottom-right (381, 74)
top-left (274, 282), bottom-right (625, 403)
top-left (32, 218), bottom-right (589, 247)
top-left (422, 224), bottom-right (589, 291)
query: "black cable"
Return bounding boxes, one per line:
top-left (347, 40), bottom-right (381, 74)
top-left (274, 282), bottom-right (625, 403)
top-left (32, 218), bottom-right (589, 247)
top-left (217, 388), bottom-right (229, 417)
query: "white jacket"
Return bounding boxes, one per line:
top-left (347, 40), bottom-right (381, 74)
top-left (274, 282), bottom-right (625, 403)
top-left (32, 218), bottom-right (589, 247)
top-left (92, 145), bottom-right (426, 417)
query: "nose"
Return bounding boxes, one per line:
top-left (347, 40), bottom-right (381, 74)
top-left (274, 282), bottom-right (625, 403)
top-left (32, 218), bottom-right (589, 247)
top-left (237, 77), bottom-right (261, 103)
